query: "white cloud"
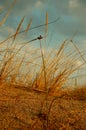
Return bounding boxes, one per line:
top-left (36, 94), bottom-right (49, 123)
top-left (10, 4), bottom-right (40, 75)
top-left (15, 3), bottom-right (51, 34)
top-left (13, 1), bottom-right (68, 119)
top-left (69, 0), bottom-right (79, 8)
top-left (35, 1), bottom-right (43, 8)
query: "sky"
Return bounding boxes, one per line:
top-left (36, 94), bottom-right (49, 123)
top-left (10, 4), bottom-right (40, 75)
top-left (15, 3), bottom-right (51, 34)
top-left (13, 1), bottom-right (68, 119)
top-left (0, 0), bottom-right (86, 59)
top-left (0, 0), bottom-right (86, 47)
top-left (0, 0), bottom-right (86, 84)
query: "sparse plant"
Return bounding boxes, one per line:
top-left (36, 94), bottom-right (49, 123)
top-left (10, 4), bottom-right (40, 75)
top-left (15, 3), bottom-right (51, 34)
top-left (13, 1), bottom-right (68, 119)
top-left (0, 2), bottom-right (86, 130)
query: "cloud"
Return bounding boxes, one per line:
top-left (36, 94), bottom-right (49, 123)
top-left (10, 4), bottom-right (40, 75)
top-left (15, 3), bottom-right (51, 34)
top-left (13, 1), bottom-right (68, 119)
top-left (10, 0), bottom-right (45, 16)
top-left (0, 0), bottom-right (86, 40)
top-left (35, 1), bottom-right (44, 8)
top-left (69, 0), bottom-right (79, 8)
top-left (50, 0), bottom-right (86, 37)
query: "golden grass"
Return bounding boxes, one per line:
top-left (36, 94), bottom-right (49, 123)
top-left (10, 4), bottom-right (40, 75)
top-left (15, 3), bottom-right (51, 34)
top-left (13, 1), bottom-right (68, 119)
top-left (0, 0), bottom-right (16, 27)
top-left (13, 16), bottom-right (25, 41)
top-left (0, 82), bottom-right (86, 129)
top-left (0, 8), bottom-right (86, 129)
top-left (0, 35), bottom-right (86, 129)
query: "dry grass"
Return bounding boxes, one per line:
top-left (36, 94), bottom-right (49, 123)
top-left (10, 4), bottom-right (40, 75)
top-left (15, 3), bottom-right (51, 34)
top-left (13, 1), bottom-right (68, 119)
top-left (0, 83), bottom-right (86, 130)
top-left (0, 0), bottom-right (16, 27)
top-left (0, 5), bottom-right (86, 130)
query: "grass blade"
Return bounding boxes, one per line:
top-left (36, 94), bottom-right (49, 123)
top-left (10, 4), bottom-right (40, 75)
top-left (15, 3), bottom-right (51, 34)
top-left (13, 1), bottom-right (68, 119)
top-left (45, 12), bottom-right (48, 35)
top-left (25, 19), bottom-right (32, 34)
top-left (13, 16), bottom-right (25, 41)
top-left (0, 0), bottom-right (16, 26)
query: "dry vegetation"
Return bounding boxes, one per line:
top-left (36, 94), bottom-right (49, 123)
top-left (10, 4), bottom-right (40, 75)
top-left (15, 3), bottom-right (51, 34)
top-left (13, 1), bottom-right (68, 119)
top-left (0, 1), bottom-right (86, 129)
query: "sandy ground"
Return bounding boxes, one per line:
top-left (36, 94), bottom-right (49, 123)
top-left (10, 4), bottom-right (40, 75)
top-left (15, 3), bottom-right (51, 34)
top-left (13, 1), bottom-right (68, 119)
top-left (0, 84), bottom-right (86, 130)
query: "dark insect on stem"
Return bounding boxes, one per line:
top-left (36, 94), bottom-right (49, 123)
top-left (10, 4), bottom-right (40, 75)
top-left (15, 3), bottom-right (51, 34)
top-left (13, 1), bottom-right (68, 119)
top-left (37, 35), bottom-right (43, 40)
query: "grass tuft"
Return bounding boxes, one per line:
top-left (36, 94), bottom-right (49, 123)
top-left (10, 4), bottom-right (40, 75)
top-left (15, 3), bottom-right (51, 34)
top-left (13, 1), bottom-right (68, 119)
top-left (0, 6), bottom-right (86, 130)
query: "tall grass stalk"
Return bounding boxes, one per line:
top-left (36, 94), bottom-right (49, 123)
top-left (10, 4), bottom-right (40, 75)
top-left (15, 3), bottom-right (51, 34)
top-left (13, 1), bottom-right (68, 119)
top-left (0, 8), bottom-right (86, 129)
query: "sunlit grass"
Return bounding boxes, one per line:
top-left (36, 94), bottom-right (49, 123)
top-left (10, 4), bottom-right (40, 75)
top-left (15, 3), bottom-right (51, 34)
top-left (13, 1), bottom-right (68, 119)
top-left (0, 5), bottom-right (86, 129)
top-left (0, 32), bottom-right (86, 129)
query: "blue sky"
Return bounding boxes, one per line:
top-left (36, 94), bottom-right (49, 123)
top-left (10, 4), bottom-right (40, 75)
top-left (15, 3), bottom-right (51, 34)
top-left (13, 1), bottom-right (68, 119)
top-left (0, 0), bottom-right (86, 82)
top-left (0, 0), bottom-right (86, 47)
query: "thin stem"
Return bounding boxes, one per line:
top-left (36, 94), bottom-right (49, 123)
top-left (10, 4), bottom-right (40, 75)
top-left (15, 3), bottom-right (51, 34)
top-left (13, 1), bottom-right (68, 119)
top-left (0, 17), bottom-right (60, 45)
top-left (39, 40), bottom-right (47, 91)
